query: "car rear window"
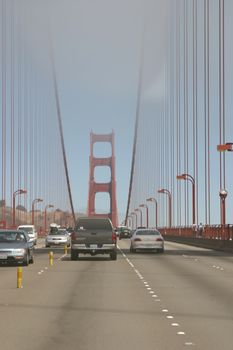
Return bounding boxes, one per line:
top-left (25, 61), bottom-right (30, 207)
top-left (136, 230), bottom-right (160, 236)
top-left (76, 218), bottom-right (112, 230)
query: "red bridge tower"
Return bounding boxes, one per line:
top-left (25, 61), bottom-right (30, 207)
top-left (87, 132), bottom-right (118, 227)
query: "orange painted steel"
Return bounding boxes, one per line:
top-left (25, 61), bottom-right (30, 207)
top-left (159, 225), bottom-right (233, 241)
top-left (87, 132), bottom-right (118, 227)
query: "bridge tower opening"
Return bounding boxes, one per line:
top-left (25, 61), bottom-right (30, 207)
top-left (87, 131), bottom-right (118, 227)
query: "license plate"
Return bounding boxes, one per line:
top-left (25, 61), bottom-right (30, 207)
top-left (90, 244), bottom-right (97, 249)
top-left (0, 254), bottom-right (7, 259)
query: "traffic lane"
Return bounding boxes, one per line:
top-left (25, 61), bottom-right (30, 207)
top-left (0, 247), bottom-right (66, 295)
top-left (35, 237), bottom-right (46, 248)
top-left (0, 250), bottom-right (187, 350)
top-left (164, 240), bottom-right (233, 272)
top-left (45, 254), bottom-right (188, 350)
top-left (118, 239), bottom-right (233, 350)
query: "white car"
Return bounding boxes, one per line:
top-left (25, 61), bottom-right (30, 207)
top-left (17, 225), bottom-right (38, 245)
top-left (45, 229), bottom-right (71, 247)
top-left (130, 229), bottom-right (164, 253)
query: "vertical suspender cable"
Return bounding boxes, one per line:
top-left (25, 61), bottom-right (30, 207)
top-left (17, 4), bottom-right (22, 216)
top-left (204, 0), bottom-right (207, 224)
top-left (176, 0), bottom-right (181, 226)
top-left (221, 0), bottom-right (225, 189)
top-left (10, 0), bottom-right (15, 224)
top-left (183, 0), bottom-right (187, 226)
top-left (193, 0), bottom-right (198, 226)
top-left (1, 0), bottom-right (6, 224)
top-left (185, 0), bottom-right (189, 225)
top-left (219, 0), bottom-right (222, 191)
top-left (195, 0), bottom-right (199, 226)
top-left (207, 0), bottom-right (210, 224)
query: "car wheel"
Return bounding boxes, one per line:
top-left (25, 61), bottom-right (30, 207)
top-left (29, 254), bottom-right (34, 264)
top-left (110, 251), bottom-right (117, 260)
top-left (71, 250), bottom-right (79, 261)
top-left (158, 248), bottom-right (164, 253)
top-left (23, 253), bottom-right (29, 266)
top-left (130, 245), bottom-right (136, 253)
top-left (45, 244), bottom-right (50, 248)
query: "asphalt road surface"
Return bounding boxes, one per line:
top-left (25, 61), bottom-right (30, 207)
top-left (0, 239), bottom-right (233, 350)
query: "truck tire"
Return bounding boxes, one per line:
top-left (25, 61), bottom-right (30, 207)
top-left (157, 248), bottom-right (164, 253)
top-left (71, 250), bottom-right (79, 261)
top-left (22, 253), bottom-right (29, 266)
top-left (110, 251), bottom-right (117, 261)
top-left (130, 245), bottom-right (136, 253)
top-left (29, 254), bottom-right (34, 264)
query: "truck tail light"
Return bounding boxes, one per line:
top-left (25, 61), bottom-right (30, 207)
top-left (112, 232), bottom-right (117, 243)
top-left (71, 232), bottom-right (77, 241)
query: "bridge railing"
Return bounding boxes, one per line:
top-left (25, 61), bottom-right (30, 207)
top-left (158, 225), bottom-right (233, 241)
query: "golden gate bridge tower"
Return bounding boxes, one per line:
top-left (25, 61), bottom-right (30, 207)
top-left (87, 131), bottom-right (118, 227)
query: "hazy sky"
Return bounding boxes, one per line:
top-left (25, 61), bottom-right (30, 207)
top-left (46, 0), bottom-right (170, 220)
top-left (0, 0), bottom-right (171, 223)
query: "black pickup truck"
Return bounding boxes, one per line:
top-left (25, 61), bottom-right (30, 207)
top-left (71, 217), bottom-right (117, 260)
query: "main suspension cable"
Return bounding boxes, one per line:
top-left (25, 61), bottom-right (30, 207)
top-left (49, 38), bottom-right (76, 226)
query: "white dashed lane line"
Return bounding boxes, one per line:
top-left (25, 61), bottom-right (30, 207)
top-left (181, 251), bottom-right (225, 273)
top-left (118, 246), bottom-right (195, 347)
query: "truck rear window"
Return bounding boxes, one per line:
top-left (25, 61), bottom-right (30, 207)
top-left (76, 218), bottom-right (112, 230)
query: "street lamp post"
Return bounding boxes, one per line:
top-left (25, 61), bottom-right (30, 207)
top-left (139, 204), bottom-right (149, 228)
top-left (32, 198), bottom-right (43, 225)
top-left (12, 189), bottom-right (27, 228)
top-left (146, 198), bottom-right (158, 227)
top-left (158, 188), bottom-right (172, 227)
top-left (44, 204), bottom-right (54, 234)
top-left (130, 212), bottom-right (137, 229)
top-left (217, 142), bottom-right (233, 232)
top-left (219, 189), bottom-right (227, 226)
top-left (177, 173), bottom-right (196, 226)
top-left (53, 208), bottom-right (60, 223)
top-left (127, 215), bottom-right (132, 228)
top-left (135, 208), bottom-right (143, 227)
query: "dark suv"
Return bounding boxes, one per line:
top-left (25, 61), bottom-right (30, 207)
top-left (71, 217), bottom-right (117, 260)
top-left (117, 226), bottom-right (132, 239)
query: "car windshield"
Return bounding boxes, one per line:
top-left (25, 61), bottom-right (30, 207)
top-left (136, 230), bottom-right (160, 236)
top-left (57, 230), bottom-right (67, 235)
top-left (0, 231), bottom-right (26, 242)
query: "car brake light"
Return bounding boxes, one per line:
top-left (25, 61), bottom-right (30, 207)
top-left (134, 238), bottom-right (141, 242)
top-left (112, 232), bottom-right (117, 242)
top-left (71, 232), bottom-right (76, 240)
top-left (156, 237), bottom-right (163, 241)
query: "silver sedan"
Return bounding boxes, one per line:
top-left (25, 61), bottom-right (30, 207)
top-left (0, 230), bottom-right (34, 265)
top-left (130, 229), bottom-right (164, 253)
top-left (45, 229), bottom-right (71, 247)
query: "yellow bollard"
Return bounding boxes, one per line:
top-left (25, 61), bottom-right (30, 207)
top-left (64, 245), bottom-right (68, 255)
top-left (17, 267), bottom-right (23, 289)
top-left (49, 251), bottom-right (53, 266)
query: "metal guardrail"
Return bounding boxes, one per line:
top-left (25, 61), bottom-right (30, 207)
top-left (158, 225), bottom-right (233, 241)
